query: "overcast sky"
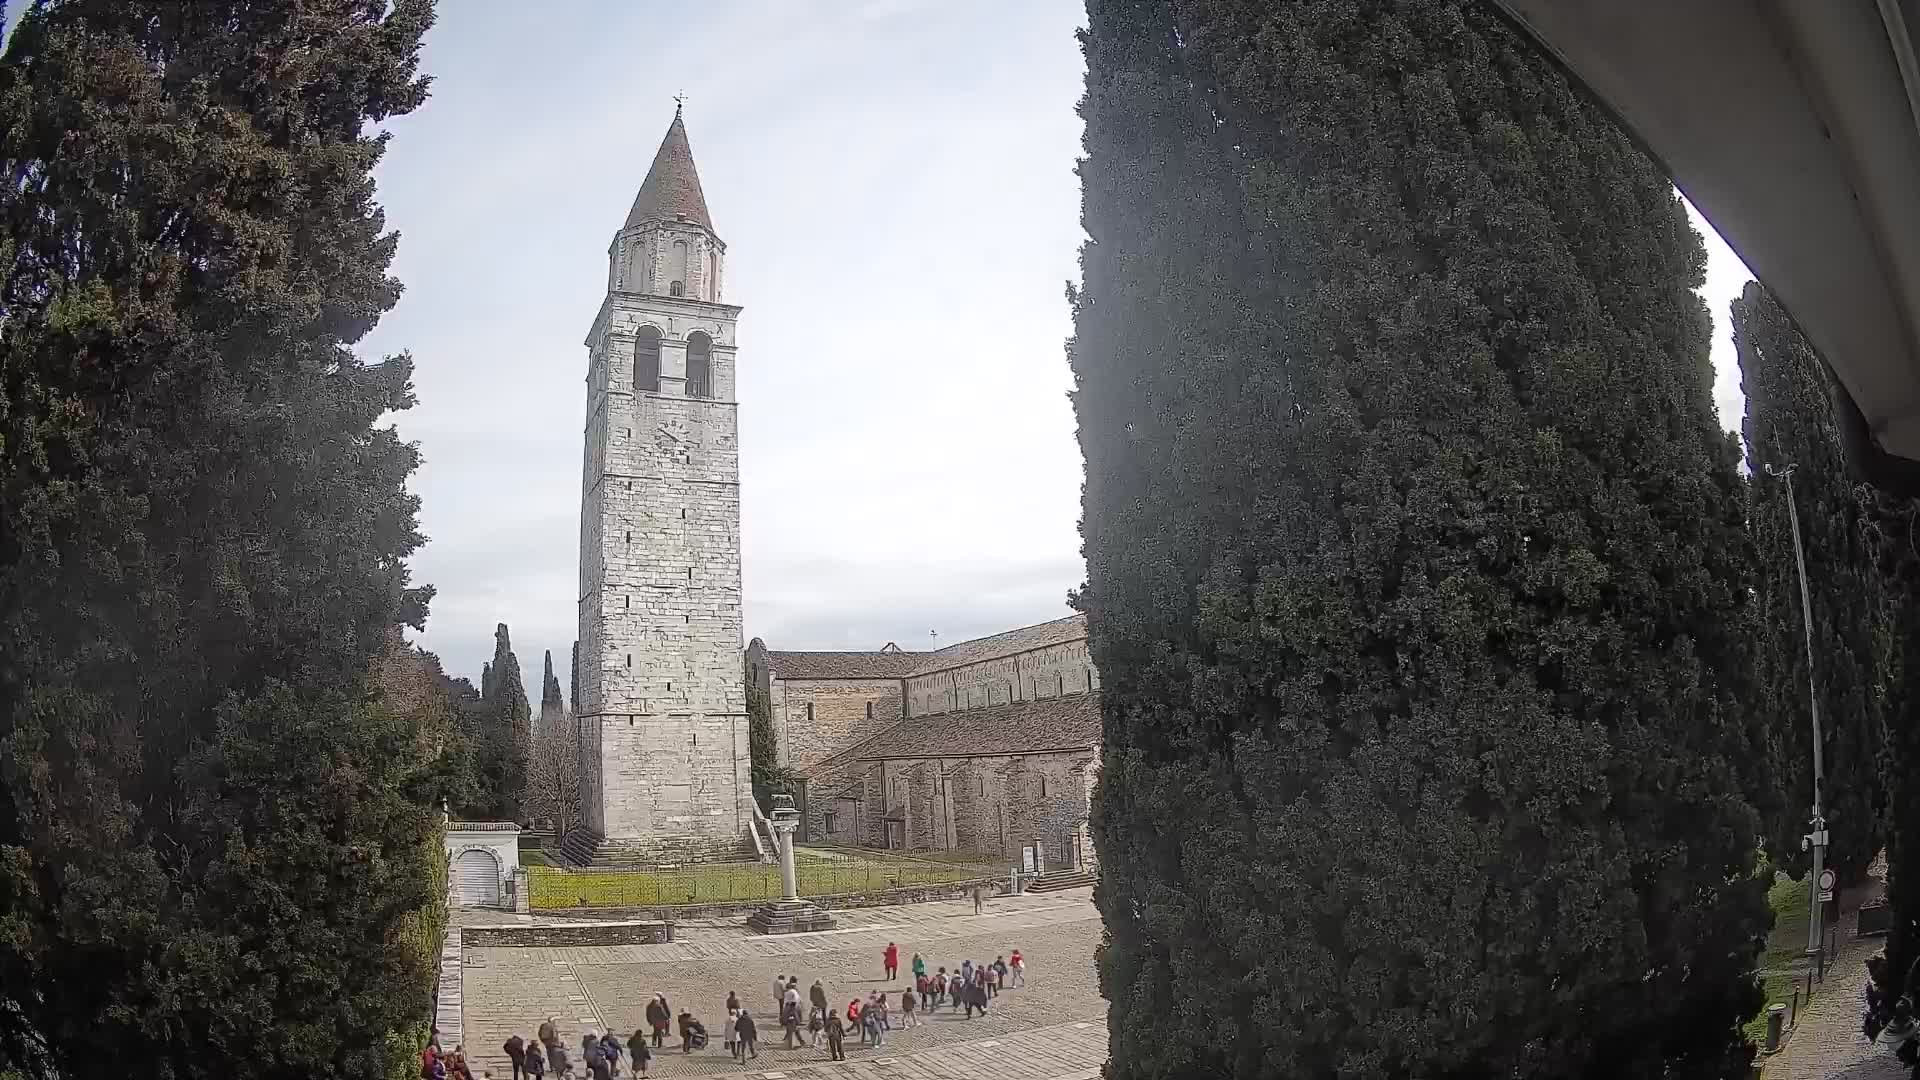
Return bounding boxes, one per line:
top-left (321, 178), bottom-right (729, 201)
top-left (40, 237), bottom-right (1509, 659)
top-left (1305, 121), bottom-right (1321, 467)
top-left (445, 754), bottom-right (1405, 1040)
top-left (357, 2), bottom-right (1753, 694)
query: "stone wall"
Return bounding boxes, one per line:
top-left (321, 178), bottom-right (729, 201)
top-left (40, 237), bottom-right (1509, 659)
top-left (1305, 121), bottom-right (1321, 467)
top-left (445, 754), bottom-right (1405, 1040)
top-left (905, 638), bottom-right (1100, 718)
top-left (769, 677), bottom-right (904, 772)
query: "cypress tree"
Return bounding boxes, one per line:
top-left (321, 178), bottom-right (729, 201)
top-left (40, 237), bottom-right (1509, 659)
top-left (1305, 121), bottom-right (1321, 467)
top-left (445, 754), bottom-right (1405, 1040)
top-left (1732, 281), bottom-right (1887, 883)
top-left (1072, 2), bottom-right (1767, 1076)
top-left (542, 649), bottom-right (564, 716)
top-left (0, 1), bottom-right (438, 1075)
top-left (570, 639), bottom-right (580, 716)
top-left (1876, 497), bottom-right (1920, 998)
top-left (483, 622), bottom-right (531, 821)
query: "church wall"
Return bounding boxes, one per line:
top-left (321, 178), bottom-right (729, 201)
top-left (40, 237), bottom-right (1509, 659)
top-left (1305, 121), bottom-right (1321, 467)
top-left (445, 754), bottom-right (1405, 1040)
top-left (770, 677), bottom-right (904, 772)
top-left (835, 749), bottom-right (1098, 865)
top-left (904, 638), bottom-right (1101, 718)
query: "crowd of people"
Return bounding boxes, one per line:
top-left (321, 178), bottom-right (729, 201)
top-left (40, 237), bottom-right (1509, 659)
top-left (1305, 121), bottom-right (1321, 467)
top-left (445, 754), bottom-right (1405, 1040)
top-left (450, 941), bottom-right (1029, 1078)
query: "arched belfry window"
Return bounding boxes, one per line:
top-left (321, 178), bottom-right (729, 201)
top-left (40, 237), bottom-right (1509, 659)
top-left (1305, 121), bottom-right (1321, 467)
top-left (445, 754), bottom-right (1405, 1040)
top-left (669, 239), bottom-right (689, 296)
top-left (635, 325), bottom-right (662, 393)
top-left (686, 331), bottom-right (712, 400)
top-left (707, 251), bottom-right (719, 299)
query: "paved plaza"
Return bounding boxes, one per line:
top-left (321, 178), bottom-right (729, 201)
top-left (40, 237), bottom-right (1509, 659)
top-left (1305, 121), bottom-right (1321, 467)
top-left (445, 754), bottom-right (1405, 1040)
top-left (458, 889), bottom-right (1108, 1080)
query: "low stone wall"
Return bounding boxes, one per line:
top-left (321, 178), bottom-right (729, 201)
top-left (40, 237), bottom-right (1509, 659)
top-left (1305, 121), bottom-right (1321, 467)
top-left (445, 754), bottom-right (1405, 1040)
top-left (536, 877), bottom-right (1000, 922)
top-left (461, 920), bottom-right (673, 947)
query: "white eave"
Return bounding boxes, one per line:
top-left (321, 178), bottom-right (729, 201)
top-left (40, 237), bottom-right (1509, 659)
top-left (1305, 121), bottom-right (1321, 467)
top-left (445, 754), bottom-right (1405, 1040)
top-left (1492, 1), bottom-right (1920, 477)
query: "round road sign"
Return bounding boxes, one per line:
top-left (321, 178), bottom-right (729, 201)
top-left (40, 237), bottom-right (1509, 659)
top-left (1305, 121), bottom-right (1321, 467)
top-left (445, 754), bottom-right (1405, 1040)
top-left (1819, 868), bottom-right (1836, 892)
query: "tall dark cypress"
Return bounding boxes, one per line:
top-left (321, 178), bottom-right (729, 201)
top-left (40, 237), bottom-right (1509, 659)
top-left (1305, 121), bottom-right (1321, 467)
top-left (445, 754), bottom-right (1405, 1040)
top-left (484, 623), bottom-right (531, 821)
top-left (1733, 281), bottom-right (1888, 884)
top-left (1072, 2), bottom-right (1768, 1076)
top-left (0, 1), bottom-right (439, 1075)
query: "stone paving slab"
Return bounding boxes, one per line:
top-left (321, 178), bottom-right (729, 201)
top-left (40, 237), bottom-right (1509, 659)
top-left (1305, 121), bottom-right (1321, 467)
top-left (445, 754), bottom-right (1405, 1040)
top-left (460, 890), bottom-right (1103, 1080)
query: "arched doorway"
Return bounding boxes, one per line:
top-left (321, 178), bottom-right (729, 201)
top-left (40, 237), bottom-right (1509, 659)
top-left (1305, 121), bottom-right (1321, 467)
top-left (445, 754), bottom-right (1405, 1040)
top-left (453, 848), bottom-right (501, 907)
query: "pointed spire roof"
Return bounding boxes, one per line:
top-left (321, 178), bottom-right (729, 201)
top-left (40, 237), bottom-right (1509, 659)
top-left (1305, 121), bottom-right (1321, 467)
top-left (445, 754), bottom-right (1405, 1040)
top-left (624, 108), bottom-right (715, 234)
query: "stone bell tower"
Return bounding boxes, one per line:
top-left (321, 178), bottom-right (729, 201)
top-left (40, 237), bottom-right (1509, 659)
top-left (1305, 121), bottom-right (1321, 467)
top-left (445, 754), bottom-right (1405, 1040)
top-left (571, 106), bottom-right (751, 861)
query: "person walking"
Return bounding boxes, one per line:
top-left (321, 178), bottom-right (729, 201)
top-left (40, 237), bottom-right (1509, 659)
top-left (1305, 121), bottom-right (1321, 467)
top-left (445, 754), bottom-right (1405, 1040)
top-left (580, 1033), bottom-right (606, 1080)
top-left (645, 995), bottom-right (671, 1049)
top-left (809, 978), bottom-right (828, 1019)
top-left (783, 979), bottom-right (802, 1034)
top-left (991, 956), bottom-right (1008, 997)
top-left (960, 959), bottom-right (973, 994)
top-left (808, 1003), bottom-right (826, 1049)
top-left (972, 885), bottom-right (985, 914)
top-left (724, 991), bottom-right (739, 1059)
top-left (933, 968), bottom-right (947, 1009)
top-left (864, 998), bottom-right (885, 1048)
top-left (544, 1034), bottom-right (571, 1080)
top-left (847, 998), bottom-right (863, 1045)
top-left (504, 1035), bottom-right (527, 1080)
top-left (733, 1010), bottom-right (758, 1062)
top-left (900, 985), bottom-right (917, 1029)
top-left (963, 977), bottom-right (982, 1021)
top-left (524, 1039), bottom-right (546, 1080)
top-left (911, 952), bottom-right (926, 982)
top-left (677, 1010), bottom-right (707, 1055)
top-left (883, 941), bottom-right (899, 981)
top-left (600, 1032), bottom-right (622, 1078)
top-left (782, 991), bottom-right (802, 1049)
top-left (1009, 949), bottom-right (1025, 988)
top-left (625, 1030), bottom-right (652, 1080)
top-left (771, 974), bottom-right (787, 1013)
top-left (825, 1011), bottom-right (846, 1062)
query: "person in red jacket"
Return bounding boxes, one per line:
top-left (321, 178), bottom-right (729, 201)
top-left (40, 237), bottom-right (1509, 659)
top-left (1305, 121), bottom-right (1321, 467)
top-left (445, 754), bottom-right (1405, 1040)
top-left (882, 941), bottom-right (899, 981)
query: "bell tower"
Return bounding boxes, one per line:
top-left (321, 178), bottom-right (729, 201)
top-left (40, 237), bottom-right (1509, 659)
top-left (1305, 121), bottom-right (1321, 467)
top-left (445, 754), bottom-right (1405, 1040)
top-left (574, 106), bottom-right (750, 858)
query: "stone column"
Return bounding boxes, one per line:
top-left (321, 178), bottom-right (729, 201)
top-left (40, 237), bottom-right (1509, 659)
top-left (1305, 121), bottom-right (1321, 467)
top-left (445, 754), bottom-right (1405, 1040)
top-left (774, 805), bottom-right (799, 901)
top-left (747, 794), bottom-right (835, 935)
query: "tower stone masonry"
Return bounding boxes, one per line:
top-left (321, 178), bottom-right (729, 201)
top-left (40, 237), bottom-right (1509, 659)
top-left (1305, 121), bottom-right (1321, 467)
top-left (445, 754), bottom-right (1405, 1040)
top-left (573, 108), bottom-right (751, 860)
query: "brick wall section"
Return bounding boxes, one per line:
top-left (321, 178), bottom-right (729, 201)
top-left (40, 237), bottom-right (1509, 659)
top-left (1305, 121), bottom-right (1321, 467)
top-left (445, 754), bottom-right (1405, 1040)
top-left (578, 231), bottom-right (750, 849)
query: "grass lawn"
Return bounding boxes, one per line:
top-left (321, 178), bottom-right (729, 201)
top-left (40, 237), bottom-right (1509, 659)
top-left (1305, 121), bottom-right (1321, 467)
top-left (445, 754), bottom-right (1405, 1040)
top-left (1746, 874), bottom-right (1813, 1044)
top-left (529, 851), bottom-right (1002, 910)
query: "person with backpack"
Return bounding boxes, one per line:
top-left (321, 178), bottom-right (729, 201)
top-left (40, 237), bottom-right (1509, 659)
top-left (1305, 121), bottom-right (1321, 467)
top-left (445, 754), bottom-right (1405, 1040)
top-left (599, 1032), bottom-right (622, 1078)
top-left (544, 1034), bottom-right (571, 1080)
top-left (524, 1038), bottom-right (546, 1080)
top-left (846, 998), bottom-right (862, 1045)
top-left (900, 984), bottom-right (918, 1029)
top-left (808, 1002), bottom-right (827, 1049)
top-left (911, 952), bottom-right (926, 982)
top-left (862, 997), bottom-right (884, 1048)
top-left (782, 991), bottom-right (802, 1049)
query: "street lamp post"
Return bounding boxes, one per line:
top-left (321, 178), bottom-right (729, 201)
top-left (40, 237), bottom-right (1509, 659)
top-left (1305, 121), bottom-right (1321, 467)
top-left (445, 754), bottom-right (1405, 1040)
top-left (1764, 461), bottom-right (1830, 959)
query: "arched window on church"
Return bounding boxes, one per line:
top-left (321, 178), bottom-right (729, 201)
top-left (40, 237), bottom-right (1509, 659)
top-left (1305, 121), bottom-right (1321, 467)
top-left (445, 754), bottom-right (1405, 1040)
top-left (669, 239), bottom-right (689, 296)
top-left (635, 325), bottom-right (661, 393)
top-left (686, 331), bottom-right (712, 399)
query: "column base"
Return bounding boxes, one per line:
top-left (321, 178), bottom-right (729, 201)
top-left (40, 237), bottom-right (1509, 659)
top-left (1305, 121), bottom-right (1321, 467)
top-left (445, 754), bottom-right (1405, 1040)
top-left (746, 898), bottom-right (837, 935)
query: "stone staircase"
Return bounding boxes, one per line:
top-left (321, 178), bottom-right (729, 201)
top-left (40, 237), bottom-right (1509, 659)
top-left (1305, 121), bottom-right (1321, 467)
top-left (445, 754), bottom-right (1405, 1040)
top-left (745, 897), bottom-right (837, 934)
top-left (1024, 867), bottom-right (1097, 893)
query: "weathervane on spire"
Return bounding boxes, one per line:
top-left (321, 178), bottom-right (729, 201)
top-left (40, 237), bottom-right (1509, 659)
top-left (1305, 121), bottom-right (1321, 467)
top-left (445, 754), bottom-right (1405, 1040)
top-left (673, 90), bottom-right (686, 117)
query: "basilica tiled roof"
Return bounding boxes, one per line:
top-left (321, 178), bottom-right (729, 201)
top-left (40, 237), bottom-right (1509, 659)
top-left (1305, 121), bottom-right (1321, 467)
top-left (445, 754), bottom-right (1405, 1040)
top-left (626, 111), bottom-right (715, 233)
top-left (763, 650), bottom-right (926, 680)
top-left (853, 691), bottom-right (1100, 761)
top-left (760, 613), bottom-right (1087, 682)
top-left (908, 614), bottom-right (1086, 676)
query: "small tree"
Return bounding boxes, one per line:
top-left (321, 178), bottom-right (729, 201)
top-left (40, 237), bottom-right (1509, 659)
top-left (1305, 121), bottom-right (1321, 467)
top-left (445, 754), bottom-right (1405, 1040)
top-left (525, 651), bottom-right (579, 837)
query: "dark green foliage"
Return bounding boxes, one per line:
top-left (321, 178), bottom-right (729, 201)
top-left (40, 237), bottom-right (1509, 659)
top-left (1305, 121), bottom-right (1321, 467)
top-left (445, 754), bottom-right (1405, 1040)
top-left (745, 676), bottom-right (797, 811)
top-left (0, 1), bottom-right (439, 1076)
top-left (1875, 497), bottom-right (1920, 996)
top-left (542, 649), bottom-right (563, 715)
top-left (467, 623), bottom-right (529, 822)
top-left (1733, 281), bottom-right (1887, 883)
top-left (1072, 1), bottom-right (1768, 1076)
